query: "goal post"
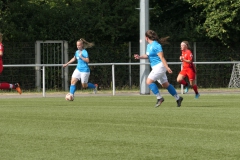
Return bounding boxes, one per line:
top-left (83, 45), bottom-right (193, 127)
top-left (228, 63), bottom-right (240, 88)
top-left (35, 40), bottom-right (69, 91)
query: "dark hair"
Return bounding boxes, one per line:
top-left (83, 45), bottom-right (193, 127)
top-left (145, 30), bottom-right (170, 45)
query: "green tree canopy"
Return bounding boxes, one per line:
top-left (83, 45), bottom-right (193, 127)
top-left (0, 0), bottom-right (139, 45)
top-left (185, 0), bottom-right (240, 44)
top-left (1, 0), bottom-right (240, 46)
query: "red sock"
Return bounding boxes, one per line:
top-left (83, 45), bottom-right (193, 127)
top-left (192, 84), bottom-right (198, 94)
top-left (180, 80), bottom-right (187, 86)
top-left (0, 82), bottom-right (11, 89)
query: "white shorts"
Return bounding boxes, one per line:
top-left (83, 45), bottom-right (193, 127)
top-left (72, 69), bottom-right (90, 83)
top-left (148, 63), bottom-right (168, 85)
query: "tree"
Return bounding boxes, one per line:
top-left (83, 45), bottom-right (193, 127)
top-left (148, 0), bottom-right (205, 42)
top-left (0, 0), bottom-right (139, 45)
top-left (185, 0), bottom-right (240, 45)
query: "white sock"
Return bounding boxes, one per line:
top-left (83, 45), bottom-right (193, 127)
top-left (156, 93), bottom-right (162, 99)
top-left (173, 94), bottom-right (180, 100)
top-left (10, 84), bottom-right (13, 89)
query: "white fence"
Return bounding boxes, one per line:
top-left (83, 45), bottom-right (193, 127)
top-left (4, 61), bottom-right (240, 97)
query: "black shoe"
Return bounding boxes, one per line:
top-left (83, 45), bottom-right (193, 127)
top-left (176, 97), bottom-right (183, 107)
top-left (155, 98), bottom-right (164, 108)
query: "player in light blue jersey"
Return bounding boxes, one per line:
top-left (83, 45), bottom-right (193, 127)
top-left (63, 38), bottom-right (98, 98)
top-left (134, 30), bottom-right (183, 107)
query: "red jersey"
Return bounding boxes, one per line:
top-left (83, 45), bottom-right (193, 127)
top-left (181, 49), bottom-right (194, 69)
top-left (0, 43), bottom-right (3, 52)
top-left (0, 42), bottom-right (3, 61)
top-left (0, 42), bottom-right (3, 73)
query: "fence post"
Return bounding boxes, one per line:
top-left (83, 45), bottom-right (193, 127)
top-left (139, 0), bottom-right (150, 95)
top-left (112, 64), bottom-right (115, 96)
top-left (129, 42), bottom-right (132, 89)
top-left (42, 66), bottom-right (46, 97)
top-left (35, 41), bottom-right (41, 91)
top-left (64, 41), bottom-right (69, 91)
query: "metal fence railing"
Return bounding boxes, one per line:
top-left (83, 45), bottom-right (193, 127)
top-left (3, 61), bottom-right (240, 97)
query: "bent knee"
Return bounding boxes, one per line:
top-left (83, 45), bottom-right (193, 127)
top-left (82, 83), bottom-right (88, 88)
top-left (161, 81), bottom-right (169, 88)
top-left (176, 77), bottom-right (183, 83)
top-left (146, 78), bottom-right (154, 85)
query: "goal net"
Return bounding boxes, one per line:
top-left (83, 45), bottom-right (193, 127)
top-left (228, 63), bottom-right (240, 88)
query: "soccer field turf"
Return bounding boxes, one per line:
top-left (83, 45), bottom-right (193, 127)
top-left (0, 94), bottom-right (240, 160)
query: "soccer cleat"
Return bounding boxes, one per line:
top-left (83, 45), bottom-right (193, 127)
top-left (195, 93), bottom-right (200, 99)
top-left (176, 96), bottom-right (183, 107)
top-left (15, 83), bottom-right (22, 94)
top-left (184, 85), bottom-right (189, 94)
top-left (155, 97), bottom-right (164, 108)
top-left (93, 84), bottom-right (98, 94)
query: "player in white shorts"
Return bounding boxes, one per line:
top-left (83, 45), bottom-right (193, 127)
top-left (63, 38), bottom-right (98, 98)
top-left (134, 30), bottom-right (183, 107)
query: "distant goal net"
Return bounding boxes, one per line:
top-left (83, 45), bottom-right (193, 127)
top-left (228, 63), bottom-right (240, 88)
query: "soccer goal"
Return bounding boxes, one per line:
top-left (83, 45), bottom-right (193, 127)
top-left (228, 63), bottom-right (240, 88)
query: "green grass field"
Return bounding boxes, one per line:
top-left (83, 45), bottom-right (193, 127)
top-left (0, 94), bottom-right (240, 160)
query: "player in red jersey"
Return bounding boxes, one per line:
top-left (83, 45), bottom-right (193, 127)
top-left (177, 41), bottom-right (200, 98)
top-left (0, 33), bottom-right (22, 94)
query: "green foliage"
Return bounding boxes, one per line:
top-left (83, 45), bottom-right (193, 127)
top-left (0, 0), bottom-right (139, 45)
top-left (1, 0), bottom-right (240, 45)
top-left (184, 0), bottom-right (240, 44)
top-left (150, 0), bottom-right (204, 42)
top-left (1, 0), bottom-right (240, 90)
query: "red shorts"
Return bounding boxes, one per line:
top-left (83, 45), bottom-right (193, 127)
top-left (179, 68), bottom-right (196, 80)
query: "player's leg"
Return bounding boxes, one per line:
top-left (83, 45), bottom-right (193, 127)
top-left (70, 69), bottom-right (81, 96)
top-left (70, 78), bottom-right (78, 96)
top-left (177, 70), bottom-right (189, 93)
top-left (0, 62), bottom-right (21, 94)
top-left (188, 70), bottom-right (200, 99)
top-left (189, 80), bottom-right (200, 99)
top-left (0, 82), bottom-right (22, 94)
top-left (80, 72), bottom-right (97, 93)
top-left (161, 75), bottom-right (183, 107)
top-left (147, 70), bottom-right (164, 107)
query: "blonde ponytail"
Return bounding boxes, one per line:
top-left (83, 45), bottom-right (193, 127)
top-left (78, 38), bottom-right (94, 49)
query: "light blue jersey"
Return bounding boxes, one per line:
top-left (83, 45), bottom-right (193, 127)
top-left (146, 41), bottom-right (163, 67)
top-left (75, 49), bottom-right (90, 72)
